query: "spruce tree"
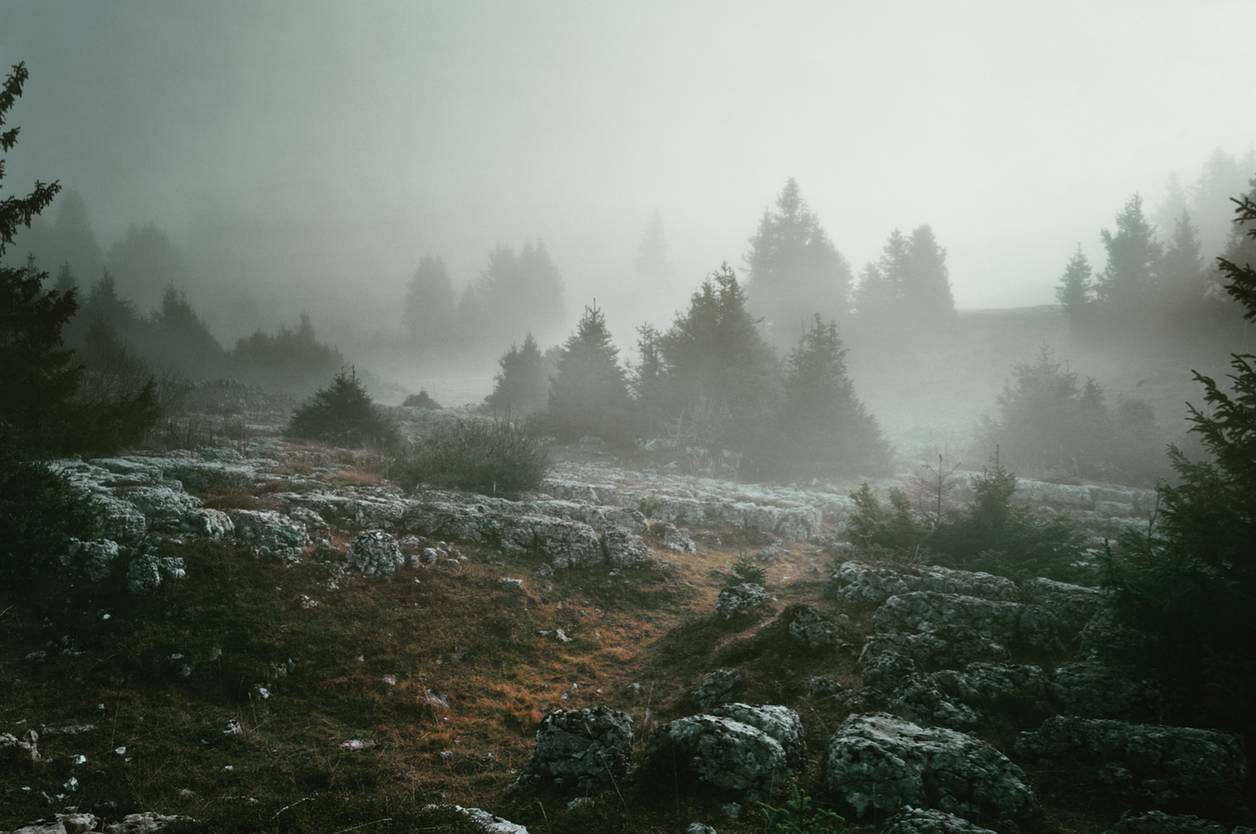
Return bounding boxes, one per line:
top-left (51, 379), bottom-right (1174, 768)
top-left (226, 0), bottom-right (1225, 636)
top-left (1096, 194), bottom-right (1163, 307)
top-left (902, 224), bottom-right (956, 331)
top-left (745, 178), bottom-right (853, 347)
top-left (770, 314), bottom-right (890, 476)
top-left (547, 304), bottom-right (631, 440)
top-left (0, 62), bottom-right (75, 453)
top-left (1055, 245), bottom-right (1092, 331)
top-left (1105, 188), bottom-right (1256, 739)
top-left (485, 333), bottom-right (548, 418)
top-left (631, 323), bottom-right (668, 431)
top-left (660, 264), bottom-right (779, 443)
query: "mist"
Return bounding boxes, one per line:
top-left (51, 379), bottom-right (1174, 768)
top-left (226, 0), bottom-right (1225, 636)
top-left (4, 1), bottom-right (1255, 340)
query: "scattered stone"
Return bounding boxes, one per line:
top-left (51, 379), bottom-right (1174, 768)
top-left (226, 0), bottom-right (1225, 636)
top-left (716, 583), bottom-right (769, 620)
top-left (601, 525), bottom-right (652, 567)
top-left (646, 714), bottom-right (789, 799)
top-left (427, 804), bottom-right (529, 834)
top-left (229, 509), bottom-right (309, 556)
top-left (119, 485), bottom-right (203, 531)
top-left (348, 530), bottom-right (405, 576)
top-left (103, 813), bottom-right (195, 833)
top-left (519, 706), bottom-right (635, 791)
top-left (661, 523), bottom-right (698, 554)
top-left (500, 577), bottom-right (526, 591)
top-left (822, 713), bottom-right (1035, 824)
top-left (340, 738), bottom-right (376, 751)
top-left (60, 538), bottom-right (119, 582)
top-left (686, 825), bottom-right (717, 834)
top-left (0, 730), bottom-right (40, 765)
top-left (125, 553), bottom-right (186, 594)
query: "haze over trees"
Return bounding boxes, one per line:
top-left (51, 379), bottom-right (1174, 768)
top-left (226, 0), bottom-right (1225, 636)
top-left (745, 178), bottom-right (854, 348)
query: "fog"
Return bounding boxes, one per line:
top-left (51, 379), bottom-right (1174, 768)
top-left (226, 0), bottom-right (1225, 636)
top-left (4, 0), bottom-right (1255, 343)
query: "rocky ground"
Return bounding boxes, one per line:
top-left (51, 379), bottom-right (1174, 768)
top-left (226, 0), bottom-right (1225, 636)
top-left (1, 404), bottom-right (1249, 833)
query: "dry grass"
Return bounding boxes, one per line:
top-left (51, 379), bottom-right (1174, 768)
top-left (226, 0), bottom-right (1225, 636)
top-left (0, 531), bottom-right (1120, 833)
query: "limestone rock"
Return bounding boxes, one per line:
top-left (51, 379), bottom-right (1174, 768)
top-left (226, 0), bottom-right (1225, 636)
top-left (348, 530), bottom-right (405, 576)
top-left (519, 706), bottom-right (634, 790)
top-left (710, 703), bottom-right (805, 768)
top-left (822, 713), bottom-right (1035, 824)
top-left (881, 807), bottom-right (999, 834)
top-left (229, 509), bottom-right (309, 556)
top-left (646, 714), bottom-right (789, 799)
top-left (60, 538), bottom-right (119, 582)
top-left (716, 583), bottom-right (769, 620)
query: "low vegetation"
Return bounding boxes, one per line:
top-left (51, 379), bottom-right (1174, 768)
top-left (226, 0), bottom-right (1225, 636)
top-left (392, 418), bottom-right (550, 496)
top-left (285, 367), bottom-right (399, 449)
top-left (847, 455), bottom-right (1087, 581)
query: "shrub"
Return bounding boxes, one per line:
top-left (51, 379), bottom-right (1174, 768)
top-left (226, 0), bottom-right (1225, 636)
top-left (0, 441), bottom-right (99, 590)
top-left (974, 347), bottom-right (1164, 485)
top-left (731, 554), bottom-right (768, 586)
top-left (392, 418), bottom-right (549, 496)
top-left (286, 368), bottom-right (399, 449)
top-left (846, 455), bottom-right (1087, 581)
top-left (748, 315), bottom-right (891, 480)
top-left (757, 785), bottom-right (846, 834)
top-left (401, 388), bottom-right (442, 409)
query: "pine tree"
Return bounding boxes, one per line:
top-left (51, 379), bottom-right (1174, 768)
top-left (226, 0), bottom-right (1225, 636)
top-left (635, 210), bottom-right (673, 283)
top-left (1055, 245), bottom-right (1092, 330)
top-left (1105, 188), bottom-right (1256, 740)
top-left (745, 178), bottom-right (853, 347)
top-left (901, 224), bottom-right (956, 330)
top-left (287, 367), bottom-right (398, 448)
top-left (770, 314), bottom-right (890, 476)
top-left (631, 323), bottom-right (668, 431)
top-left (547, 304), bottom-right (631, 440)
top-left (403, 255), bottom-right (456, 345)
top-left (660, 264), bottom-right (780, 443)
top-left (1096, 194), bottom-right (1163, 307)
top-left (1160, 211), bottom-right (1204, 294)
top-left (0, 62), bottom-right (75, 453)
top-left (854, 229), bottom-right (910, 330)
top-left (485, 333), bottom-right (549, 418)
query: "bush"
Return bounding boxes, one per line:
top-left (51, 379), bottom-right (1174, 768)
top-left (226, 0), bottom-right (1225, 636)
top-left (401, 389), bottom-right (441, 410)
top-left (731, 554), bottom-right (767, 586)
top-left (846, 456), bottom-right (1087, 581)
top-left (0, 442), bottom-right (99, 590)
top-left (286, 368), bottom-right (399, 449)
top-left (757, 785), bottom-right (846, 834)
top-left (974, 347), bottom-right (1163, 485)
top-left (392, 418), bottom-right (549, 496)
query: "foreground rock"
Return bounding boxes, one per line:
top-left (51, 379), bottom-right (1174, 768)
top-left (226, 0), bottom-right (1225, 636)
top-left (1101, 810), bottom-right (1254, 834)
top-left (831, 561), bottom-right (1019, 606)
top-left (823, 713), bottom-right (1035, 825)
top-left (348, 530), bottom-right (405, 576)
top-left (1014, 716), bottom-right (1248, 815)
top-left (424, 805), bottom-right (528, 834)
top-left (710, 703), bottom-right (805, 768)
top-left (715, 583), bottom-right (769, 619)
top-left (518, 706), bottom-right (634, 791)
top-left (644, 714), bottom-right (790, 799)
top-left (882, 807), bottom-right (999, 834)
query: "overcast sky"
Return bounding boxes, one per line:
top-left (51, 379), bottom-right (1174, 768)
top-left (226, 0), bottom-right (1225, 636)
top-left (2, 0), bottom-right (1254, 327)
